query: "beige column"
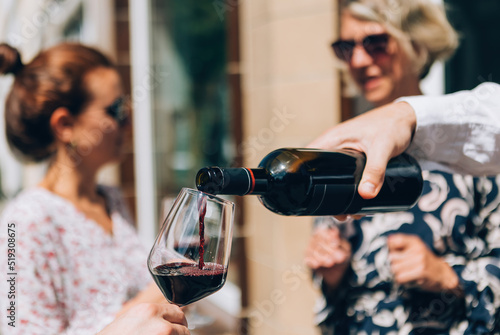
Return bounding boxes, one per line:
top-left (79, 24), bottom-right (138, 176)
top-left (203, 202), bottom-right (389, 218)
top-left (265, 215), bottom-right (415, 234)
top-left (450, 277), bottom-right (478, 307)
top-left (239, 1), bottom-right (341, 334)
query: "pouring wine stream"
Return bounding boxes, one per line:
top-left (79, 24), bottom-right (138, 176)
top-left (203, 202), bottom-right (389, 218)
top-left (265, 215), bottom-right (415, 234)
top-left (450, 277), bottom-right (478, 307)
top-left (197, 193), bottom-right (207, 269)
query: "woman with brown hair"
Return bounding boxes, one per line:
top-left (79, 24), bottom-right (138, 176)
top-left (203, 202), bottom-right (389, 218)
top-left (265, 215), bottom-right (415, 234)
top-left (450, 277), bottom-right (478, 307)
top-left (0, 43), bottom-right (185, 334)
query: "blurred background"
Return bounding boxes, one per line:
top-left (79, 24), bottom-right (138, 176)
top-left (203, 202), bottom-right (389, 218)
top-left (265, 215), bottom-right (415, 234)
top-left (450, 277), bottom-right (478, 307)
top-left (0, 0), bottom-right (499, 334)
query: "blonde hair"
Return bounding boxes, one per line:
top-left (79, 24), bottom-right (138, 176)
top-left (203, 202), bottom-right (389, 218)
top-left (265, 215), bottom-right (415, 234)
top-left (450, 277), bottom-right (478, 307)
top-left (341, 0), bottom-right (459, 78)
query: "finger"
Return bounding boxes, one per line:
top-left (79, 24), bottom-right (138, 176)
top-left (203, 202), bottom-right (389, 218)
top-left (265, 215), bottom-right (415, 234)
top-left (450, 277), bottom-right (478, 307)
top-left (332, 249), bottom-right (350, 264)
top-left (313, 225), bottom-right (341, 237)
top-left (304, 255), bottom-right (320, 269)
top-left (388, 248), bottom-right (423, 277)
top-left (339, 239), bottom-right (352, 255)
top-left (389, 253), bottom-right (418, 273)
top-left (320, 228), bottom-right (344, 246)
top-left (305, 250), bottom-right (331, 268)
top-left (305, 236), bottom-right (350, 269)
top-left (308, 243), bottom-right (342, 268)
top-left (308, 231), bottom-right (341, 251)
top-left (387, 233), bottom-right (410, 251)
top-left (331, 214), bottom-right (364, 222)
top-left (388, 250), bottom-right (411, 265)
top-left (315, 225), bottom-right (340, 238)
top-left (305, 253), bottom-right (337, 269)
top-left (304, 245), bottom-right (334, 269)
top-left (389, 252), bottom-right (425, 279)
top-left (392, 265), bottom-right (424, 285)
top-left (168, 324), bottom-right (191, 335)
top-left (358, 145), bottom-right (393, 199)
top-left (159, 304), bottom-right (188, 327)
top-left (326, 239), bottom-right (352, 265)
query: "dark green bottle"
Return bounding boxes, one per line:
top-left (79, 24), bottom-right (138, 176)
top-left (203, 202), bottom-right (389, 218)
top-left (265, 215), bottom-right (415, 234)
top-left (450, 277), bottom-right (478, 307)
top-left (196, 148), bottom-right (423, 216)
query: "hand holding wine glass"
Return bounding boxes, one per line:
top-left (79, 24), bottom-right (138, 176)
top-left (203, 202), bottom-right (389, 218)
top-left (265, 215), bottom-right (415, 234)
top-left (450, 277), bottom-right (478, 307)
top-left (98, 303), bottom-right (189, 335)
top-left (148, 188), bottom-right (235, 308)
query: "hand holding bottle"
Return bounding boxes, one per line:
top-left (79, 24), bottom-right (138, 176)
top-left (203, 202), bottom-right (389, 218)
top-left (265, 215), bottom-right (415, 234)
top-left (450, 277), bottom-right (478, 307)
top-left (308, 102), bottom-right (416, 200)
top-left (388, 233), bottom-right (461, 293)
top-left (305, 226), bottom-right (352, 291)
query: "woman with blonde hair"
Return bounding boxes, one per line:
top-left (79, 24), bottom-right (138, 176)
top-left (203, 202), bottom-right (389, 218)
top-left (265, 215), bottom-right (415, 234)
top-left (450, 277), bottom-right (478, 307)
top-left (305, 0), bottom-right (500, 333)
top-left (334, 0), bottom-right (458, 106)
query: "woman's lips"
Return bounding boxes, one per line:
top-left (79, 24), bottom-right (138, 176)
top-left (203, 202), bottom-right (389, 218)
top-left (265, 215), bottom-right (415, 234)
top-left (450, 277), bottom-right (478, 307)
top-left (363, 77), bottom-right (382, 91)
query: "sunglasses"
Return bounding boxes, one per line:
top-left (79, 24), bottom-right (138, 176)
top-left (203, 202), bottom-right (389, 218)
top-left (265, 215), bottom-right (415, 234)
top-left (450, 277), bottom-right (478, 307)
top-left (331, 33), bottom-right (390, 63)
top-left (105, 96), bottom-right (129, 125)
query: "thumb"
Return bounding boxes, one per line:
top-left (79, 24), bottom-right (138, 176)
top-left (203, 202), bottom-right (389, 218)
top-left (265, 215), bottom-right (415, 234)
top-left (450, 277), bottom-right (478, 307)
top-left (358, 148), bottom-right (391, 199)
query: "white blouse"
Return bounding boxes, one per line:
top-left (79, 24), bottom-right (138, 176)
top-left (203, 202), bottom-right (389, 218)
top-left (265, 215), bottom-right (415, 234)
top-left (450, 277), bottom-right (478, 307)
top-left (0, 186), bottom-right (152, 334)
top-left (399, 82), bottom-right (500, 176)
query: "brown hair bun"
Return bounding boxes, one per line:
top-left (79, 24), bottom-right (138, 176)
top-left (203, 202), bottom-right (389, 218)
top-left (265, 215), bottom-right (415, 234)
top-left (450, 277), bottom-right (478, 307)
top-left (0, 43), bottom-right (24, 76)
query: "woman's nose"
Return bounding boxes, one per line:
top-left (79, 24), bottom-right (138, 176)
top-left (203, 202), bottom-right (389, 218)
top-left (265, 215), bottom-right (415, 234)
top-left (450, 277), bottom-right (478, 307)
top-left (349, 45), bottom-right (373, 68)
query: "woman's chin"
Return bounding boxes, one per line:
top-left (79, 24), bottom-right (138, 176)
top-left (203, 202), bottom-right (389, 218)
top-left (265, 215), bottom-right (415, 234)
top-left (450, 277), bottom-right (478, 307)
top-left (363, 88), bottom-right (393, 106)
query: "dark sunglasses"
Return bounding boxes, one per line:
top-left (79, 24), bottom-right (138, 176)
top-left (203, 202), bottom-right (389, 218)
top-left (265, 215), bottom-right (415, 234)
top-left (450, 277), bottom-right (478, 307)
top-left (105, 96), bottom-right (129, 124)
top-left (331, 33), bottom-right (390, 63)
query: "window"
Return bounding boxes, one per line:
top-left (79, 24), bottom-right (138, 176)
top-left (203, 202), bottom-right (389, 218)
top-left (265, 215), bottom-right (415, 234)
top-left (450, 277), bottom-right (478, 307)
top-left (137, 0), bottom-right (244, 330)
top-left (150, 0), bottom-right (233, 197)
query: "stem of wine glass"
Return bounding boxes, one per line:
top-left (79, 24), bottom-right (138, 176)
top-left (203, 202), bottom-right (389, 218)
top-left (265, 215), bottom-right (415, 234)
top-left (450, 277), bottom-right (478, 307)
top-left (185, 303), bottom-right (214, 331)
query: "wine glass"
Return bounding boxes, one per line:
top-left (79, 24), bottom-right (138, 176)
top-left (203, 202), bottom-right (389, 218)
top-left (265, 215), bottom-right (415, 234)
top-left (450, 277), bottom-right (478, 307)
top-left (148, 188), bottom-right (235, 310)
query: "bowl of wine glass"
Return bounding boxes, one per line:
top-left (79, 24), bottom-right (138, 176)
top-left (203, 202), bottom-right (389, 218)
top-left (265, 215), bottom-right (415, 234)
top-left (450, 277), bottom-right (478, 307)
top-left (147, 188), bottom-right (235, 307)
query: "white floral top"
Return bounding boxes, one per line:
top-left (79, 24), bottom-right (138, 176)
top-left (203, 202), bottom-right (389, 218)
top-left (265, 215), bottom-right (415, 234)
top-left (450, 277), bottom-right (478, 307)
top-left (0, 186), bottom-right (152, 334)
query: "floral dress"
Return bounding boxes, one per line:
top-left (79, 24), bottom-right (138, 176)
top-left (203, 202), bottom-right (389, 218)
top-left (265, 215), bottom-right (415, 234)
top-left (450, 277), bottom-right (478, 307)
top-left (0, 186), bottom-right (152, 334)
top-left (315, 171), bottom-right (500, 335)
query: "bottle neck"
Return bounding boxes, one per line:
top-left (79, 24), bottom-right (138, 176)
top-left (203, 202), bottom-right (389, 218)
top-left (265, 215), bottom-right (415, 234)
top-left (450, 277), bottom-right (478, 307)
top-left (224, 167), bottom-right (268, 195)
top-left (246, 168), bottom-right (267, 195)
top-left (196, 167), bottom-right (268, 196)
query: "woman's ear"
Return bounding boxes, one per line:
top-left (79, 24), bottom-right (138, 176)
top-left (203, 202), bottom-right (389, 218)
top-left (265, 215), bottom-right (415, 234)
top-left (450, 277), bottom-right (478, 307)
top-left (50, 107), bottom-right (75, 143)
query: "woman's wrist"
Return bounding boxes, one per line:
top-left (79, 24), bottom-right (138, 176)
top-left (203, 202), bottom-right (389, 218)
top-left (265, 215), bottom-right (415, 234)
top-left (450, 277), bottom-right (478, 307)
top-left (320, 261), bottom-right (351, 294)
top-left (439, 262), bottom-right (463, 295)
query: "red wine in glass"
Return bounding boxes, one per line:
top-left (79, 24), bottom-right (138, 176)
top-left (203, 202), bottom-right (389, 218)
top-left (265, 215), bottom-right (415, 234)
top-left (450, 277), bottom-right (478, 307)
top-left (151, 262), bottom-right (227, 306)
top-left (148, 188), bottom-right (235, 308)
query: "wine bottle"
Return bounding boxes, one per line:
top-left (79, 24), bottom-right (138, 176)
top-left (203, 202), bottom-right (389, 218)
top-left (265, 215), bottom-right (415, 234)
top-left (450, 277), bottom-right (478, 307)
top-left (196, 148), bottom-right (423, 216)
